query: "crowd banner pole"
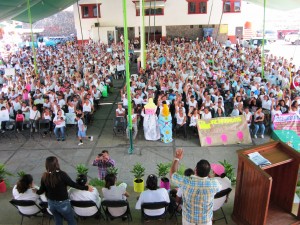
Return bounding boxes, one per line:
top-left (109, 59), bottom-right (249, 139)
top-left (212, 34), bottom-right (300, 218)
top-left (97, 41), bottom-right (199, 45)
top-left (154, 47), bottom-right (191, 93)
top-left (261, 0), bottom-right (266, 79)
top-left (123, 0), bottom-right (134, 154)
top-left (27, 0), bottom-right (37, 75)
top-left (140, 0), bottom-right (146, 69)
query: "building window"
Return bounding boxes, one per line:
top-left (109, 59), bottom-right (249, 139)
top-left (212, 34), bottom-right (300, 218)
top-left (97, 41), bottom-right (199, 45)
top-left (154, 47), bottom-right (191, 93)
top-left (81, 4), bottom-right (101, 18)
top-left (223, 0), bottom-right (241, 13)
top-left (136, 7), bottom-right (164, 16)
top-left (187, 0), bottom-right (207, 14)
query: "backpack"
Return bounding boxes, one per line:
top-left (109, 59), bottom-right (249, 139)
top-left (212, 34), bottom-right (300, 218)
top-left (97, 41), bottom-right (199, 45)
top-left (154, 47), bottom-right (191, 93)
top-left (16, 114), bottom-right (24, 122)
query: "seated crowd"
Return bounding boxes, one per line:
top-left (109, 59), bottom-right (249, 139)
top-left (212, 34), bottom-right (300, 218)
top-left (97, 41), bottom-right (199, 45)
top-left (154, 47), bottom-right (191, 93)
top-left (0, 40), bottom-right (129, 140)
top-left (117, 38), bottom-right (299, 139)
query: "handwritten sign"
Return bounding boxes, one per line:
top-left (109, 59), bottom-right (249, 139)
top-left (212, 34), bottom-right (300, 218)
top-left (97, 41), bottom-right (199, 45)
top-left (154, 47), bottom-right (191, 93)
top-left (197, 115), bottom-right (252, 146)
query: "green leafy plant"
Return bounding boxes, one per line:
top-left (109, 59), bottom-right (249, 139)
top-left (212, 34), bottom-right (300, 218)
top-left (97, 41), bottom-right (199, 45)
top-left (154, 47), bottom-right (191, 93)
top-left (89, 178), bottom-right (105, 187)
top-left (107, 167), bottom-right (118, 176)
top-left (218, 160), bottom-right (236, 185)
top-left (177, 164), bottom-right (186, 176)
top-left (76, 164), bottom-right (89, 176)
top-left (157, 163), bottom-right (170, 178)
top-left (0, 164), bottom-right (13, 183)
top-left (17, 171), bottom-right (26, 178)
top-left (130, 163), bottom-right (145, 181)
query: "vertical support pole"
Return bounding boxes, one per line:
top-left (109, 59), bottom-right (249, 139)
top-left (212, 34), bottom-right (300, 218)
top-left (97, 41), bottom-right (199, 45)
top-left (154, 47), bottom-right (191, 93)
top-left (140, 0), bottom-right (146, 69)
top-left (123, 0), bottom-right (134, 154)
top-left (27, 0), bottom-right (37, 75)
top-left (261, 0), bottom-right (266, 79)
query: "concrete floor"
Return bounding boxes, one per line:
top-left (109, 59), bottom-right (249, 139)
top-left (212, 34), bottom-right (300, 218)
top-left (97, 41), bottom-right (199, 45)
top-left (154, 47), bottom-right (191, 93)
top-left (0, 65), bottom-right (272, 225)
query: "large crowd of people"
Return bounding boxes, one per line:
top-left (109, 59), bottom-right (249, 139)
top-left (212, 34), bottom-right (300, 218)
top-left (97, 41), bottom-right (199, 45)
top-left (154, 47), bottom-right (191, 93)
top-left (118, 38), bottom-right (300, 140)
top-left (0, 36), bottom-right (299, 144)
top-left (0, 40), bottom-right (128, 144)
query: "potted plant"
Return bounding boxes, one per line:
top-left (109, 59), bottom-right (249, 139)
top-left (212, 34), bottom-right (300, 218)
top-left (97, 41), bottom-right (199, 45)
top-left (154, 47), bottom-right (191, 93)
top-left (130, 163), bottom-right (145, 193)
top-left (157, 163), bottom-right (171, 190)
top-left (106, 167), bottom-right (118, 176)
top-left (76, 164), bottom-right (89, 177)
top-left (219, 160), bottom-right (236, 185)
top-left (0, 163), bottom-right (13, 193)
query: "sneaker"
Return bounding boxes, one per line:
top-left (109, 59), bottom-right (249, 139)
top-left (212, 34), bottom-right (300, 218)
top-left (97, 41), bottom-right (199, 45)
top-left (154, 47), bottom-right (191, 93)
top-left (261, 135), bottom-right (264, 138)
top-left (78, 142), bottom-right (83, 146)
top-left (16, 129), bottom-right (20, 133)
top-left (90, 136), bottom-right (93, 141)
top-left (61, 139), bottom-right (65, 141)
top-left (35, 129), bottom-right (38, 133)
top-left (57, 138), bottom-right (60, 141)
top-left (254, 135), bottom-right (257, 139)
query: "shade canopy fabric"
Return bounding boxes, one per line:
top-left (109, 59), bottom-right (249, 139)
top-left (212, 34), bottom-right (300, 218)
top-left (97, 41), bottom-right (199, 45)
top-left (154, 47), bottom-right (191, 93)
top-left (0, 0), bottom-right (78, 23)
top-left (246, 0), bottom-right (299, 11)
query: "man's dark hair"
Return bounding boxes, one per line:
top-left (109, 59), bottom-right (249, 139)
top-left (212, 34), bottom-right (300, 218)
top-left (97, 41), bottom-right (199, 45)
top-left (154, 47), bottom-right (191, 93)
top-left (102, 150), bottom-right (109, 154)
top-left (184, 168), bottom-right (195, 177)
top-left (196, 160), bottom-right (211, 177)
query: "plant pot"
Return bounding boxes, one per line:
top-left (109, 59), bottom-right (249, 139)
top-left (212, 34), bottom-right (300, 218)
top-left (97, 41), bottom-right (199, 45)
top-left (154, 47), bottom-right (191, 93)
top-left (0, 180), bottom-right (6, 193)
top-left (160, 177), bottom-right (170, 190)
top-left (133, 178), bottom-right (144, 193)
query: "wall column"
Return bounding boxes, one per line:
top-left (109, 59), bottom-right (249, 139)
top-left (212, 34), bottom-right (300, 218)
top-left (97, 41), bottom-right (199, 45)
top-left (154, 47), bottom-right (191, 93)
top-left (162, 25), bottom-right (166, 41)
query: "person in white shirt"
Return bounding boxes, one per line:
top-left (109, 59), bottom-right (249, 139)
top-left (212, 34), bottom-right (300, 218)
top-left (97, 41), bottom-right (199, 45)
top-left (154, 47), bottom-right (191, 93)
top-left (135, 174), bottom-right (170, 216)
top-left (29, 105), bottom-right (41, 132)
top-left (102, 174), bottom-right (129, 218)
top-left (211, 164), bottom-right (232, 211)
top-left (175, 108), bottom-right (187, 139)
top-left (12, 174), bottom-right (41, 215)
top-left (69, 174), bottom-right (101, 216)
top-left (53, 110), bottom-right (66, 141)
top-left (271, 103), bottom-right (282, 131)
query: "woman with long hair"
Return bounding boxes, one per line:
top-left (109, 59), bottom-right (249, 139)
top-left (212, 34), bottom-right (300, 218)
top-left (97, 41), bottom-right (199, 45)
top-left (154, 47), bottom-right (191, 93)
top-left (37, 156), bottom-right (93, 225)
top-left (12, 174), bottom-right (41, 215)
top-left (135, 174), bottom-right (170, 216)
top-left (102, 173), bottom-right (129, 218)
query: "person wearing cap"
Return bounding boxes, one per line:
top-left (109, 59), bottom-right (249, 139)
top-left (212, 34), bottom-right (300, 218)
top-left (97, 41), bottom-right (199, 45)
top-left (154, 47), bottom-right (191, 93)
top-left (210, 164), bottom-right (232, 211)
top-left (170, 149), bottom-right (221, 225)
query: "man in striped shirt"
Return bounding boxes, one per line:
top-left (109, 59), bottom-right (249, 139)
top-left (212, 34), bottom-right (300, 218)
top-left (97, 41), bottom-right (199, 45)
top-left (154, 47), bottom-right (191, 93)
top-left (170, 149), bottom-right (221, 225)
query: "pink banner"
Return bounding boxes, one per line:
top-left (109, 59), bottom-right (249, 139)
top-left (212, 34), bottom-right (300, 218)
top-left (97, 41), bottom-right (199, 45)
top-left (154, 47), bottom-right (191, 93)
top-left (273, 113), bottom-right (300, 136)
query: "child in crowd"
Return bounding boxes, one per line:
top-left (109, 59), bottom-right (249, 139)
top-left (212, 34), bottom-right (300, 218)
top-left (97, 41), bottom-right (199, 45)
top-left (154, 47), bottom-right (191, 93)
top-left (15, 109), bottom-right (24, 133)
top-left (76, 114), bottom-right (93, 145)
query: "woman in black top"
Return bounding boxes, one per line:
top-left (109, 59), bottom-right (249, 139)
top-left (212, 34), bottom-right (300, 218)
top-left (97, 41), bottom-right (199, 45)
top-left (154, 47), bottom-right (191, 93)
top-left (37, 156), bottom-right (93, 225)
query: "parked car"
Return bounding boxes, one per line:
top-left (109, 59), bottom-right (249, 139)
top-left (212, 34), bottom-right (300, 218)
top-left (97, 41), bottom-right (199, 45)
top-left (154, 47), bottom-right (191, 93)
top-left (285, 32), bottom-right (300, 45)
top-left (256, 30), bottom-right (277, 42)
top-left (248, 38), bottom-right (271, 52)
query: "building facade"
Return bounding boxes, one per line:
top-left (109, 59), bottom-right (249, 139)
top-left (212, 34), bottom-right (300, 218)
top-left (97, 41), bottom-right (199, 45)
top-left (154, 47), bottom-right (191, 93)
top-left (73, 0), bottom-right (250, 44)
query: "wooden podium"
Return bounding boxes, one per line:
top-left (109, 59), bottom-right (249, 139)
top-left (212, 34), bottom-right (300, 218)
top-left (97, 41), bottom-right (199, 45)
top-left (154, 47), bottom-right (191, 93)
top-left (232, 141), bottom-right (300, 225)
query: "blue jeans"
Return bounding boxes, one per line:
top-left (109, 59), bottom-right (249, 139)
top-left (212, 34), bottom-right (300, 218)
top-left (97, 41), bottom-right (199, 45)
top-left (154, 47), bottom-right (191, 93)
top-left (54, 126), bottom-right (65, 140)
top-left (253, 123), bottom-right (265, 136)
top-left (48, 199), bottom-right (76, 225)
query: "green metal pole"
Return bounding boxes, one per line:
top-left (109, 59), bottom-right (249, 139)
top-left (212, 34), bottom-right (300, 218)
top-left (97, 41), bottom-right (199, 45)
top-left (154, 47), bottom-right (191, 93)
top-left (122, 0), bottom-right (134, 154)
top-left (141, 0), bottom-right (146, 69)
top-left (27, 0), bottom-right (37, 75)
top-left (261, 0), bottom-right (266, 79)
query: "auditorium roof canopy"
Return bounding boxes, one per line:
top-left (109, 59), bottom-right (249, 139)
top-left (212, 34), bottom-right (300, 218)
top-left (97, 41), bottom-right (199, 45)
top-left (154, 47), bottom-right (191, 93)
top-left (0, 0), bottom-right (298, 23)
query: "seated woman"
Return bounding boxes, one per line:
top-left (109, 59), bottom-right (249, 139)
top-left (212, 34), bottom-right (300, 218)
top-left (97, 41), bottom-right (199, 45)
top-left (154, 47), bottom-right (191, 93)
top-left (188, 109), bottom-right (199, 134)
top-left (69, 174), bottom-right (101, 216)
top-left (175, 107), bottom-right (187, 139)
top-left (102, 174), bottom-right (129, 218)
top-left (253, 107), bottom-right (265, 139)
top-left (210, 164), bottom-right (232, 211)
top-left (12, 174), bottom-right (41, 215)
top-left (135, 174), bottom-right (170, 216)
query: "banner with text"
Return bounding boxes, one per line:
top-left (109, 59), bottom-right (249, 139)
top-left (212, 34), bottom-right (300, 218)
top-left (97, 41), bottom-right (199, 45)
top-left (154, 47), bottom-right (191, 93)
top-left (197, 116), bottom-right (252, 146)
top-left (273, 113), bottom-right (300, 136)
